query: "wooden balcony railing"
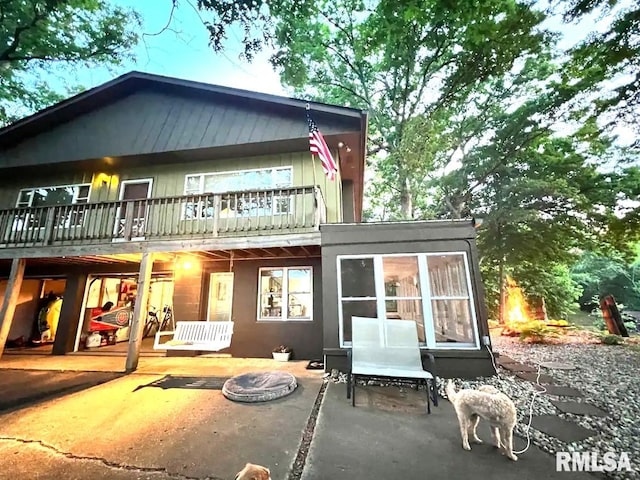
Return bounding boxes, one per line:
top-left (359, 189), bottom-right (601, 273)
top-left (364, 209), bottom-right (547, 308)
top-left (0, 186), bottom-right (326, 248)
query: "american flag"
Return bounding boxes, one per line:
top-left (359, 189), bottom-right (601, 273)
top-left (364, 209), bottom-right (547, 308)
top-left (307, 112), bottom-right (338, 181)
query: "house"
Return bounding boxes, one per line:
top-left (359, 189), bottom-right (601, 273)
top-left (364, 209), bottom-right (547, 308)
top-left (0, 72), bottom-right (494, 377)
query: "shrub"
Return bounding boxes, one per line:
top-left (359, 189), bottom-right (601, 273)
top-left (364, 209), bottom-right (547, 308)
top-left (501, 320), bottom-right (562, 343)
top-left (600, 334), bottom-right (623, 345)
top-left (592, 316), bottom-right (606, 331)
top-left (517, 321), bottom-right (559, 343)
top-left (546, 319), bottom-right (570, 327)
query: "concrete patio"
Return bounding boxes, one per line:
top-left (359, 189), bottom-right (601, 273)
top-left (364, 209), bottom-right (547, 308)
top-left (0, 355), bottom-right (600, 480)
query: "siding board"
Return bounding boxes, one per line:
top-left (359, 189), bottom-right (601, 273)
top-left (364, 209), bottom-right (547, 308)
top-left (0, 153), bottom-right (344, 222)
top-left (0, 90), bottom-right (359, 169)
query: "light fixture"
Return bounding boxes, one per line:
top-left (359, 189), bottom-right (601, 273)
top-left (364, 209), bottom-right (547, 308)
top-left (338, 141), bottom-right (345, 148)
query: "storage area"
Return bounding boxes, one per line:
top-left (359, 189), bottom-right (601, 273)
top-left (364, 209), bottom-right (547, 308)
top-left (76, 274), bottom-right (174, 351)
top-left (1, 277), bottom-right (66, 349)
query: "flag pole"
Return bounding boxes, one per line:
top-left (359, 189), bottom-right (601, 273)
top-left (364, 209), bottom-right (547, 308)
top-left (306, 103), bottom-right (319, 189)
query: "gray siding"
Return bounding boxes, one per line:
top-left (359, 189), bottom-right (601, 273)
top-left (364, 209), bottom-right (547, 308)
top-left (0, 91), bottom-right (358, 168)
top-left (172, 258), bottom-right (323, 359)
top-left (320, 220), bottom-right (494, 378)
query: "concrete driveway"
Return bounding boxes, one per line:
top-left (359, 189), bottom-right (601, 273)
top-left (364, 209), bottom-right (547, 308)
top-left (0, 369), bottom-right (121, 413)
top-left (0, 372), bottom-right (322, 480)
top-left (0, 360), bottom-right (600, 480)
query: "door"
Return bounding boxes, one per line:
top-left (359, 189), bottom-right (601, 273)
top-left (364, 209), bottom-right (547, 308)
top-left (115, 179), bottom-right (152, 240)
top-left (208, 272), bottom-right (234, 321)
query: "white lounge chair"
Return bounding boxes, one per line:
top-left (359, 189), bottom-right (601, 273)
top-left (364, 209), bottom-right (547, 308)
top-left (347, 316), bottom-right (438, 413)
top-left (153, 321), bottom-right (234, 351)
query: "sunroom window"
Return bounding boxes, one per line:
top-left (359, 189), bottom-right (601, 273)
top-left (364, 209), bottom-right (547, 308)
top-left (337, 252), bottom-right (479, 349)
top-left (258, 267), bottom-right (312, 321)
top-left (183, 167), bottom-right (293, 219)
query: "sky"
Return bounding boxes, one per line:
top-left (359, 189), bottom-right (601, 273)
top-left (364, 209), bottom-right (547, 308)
top-left (48, 0), bottom-right (632, 147)
top-left (72, 0), bottom-right (616, 96)
top-left (70, 0), bottom-right (287, 96)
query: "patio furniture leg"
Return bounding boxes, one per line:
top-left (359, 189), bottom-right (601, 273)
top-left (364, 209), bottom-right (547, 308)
top-left (431, 378), bottom-right (438, 407)
top-left (346, 348), bottom-right (352, 399)
top-left (425, 379), bottom-right (431, 414)
top-left (351, 375), bottom-right (356, 407)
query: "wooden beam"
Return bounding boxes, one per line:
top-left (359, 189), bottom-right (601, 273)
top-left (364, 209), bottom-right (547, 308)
top-left (125, 252), bottom-right (154, 372)
top-left (0, 258), bottom-right (26, 359)
top-left (0, 232), bottom-right (321, 259)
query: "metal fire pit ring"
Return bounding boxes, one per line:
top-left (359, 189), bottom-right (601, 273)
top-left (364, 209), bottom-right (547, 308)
top-left (222, 371), bottom-right (297, 402)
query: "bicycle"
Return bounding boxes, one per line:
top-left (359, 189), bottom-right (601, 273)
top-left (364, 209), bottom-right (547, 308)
top-left (143, 305), bottom-right (174, 338)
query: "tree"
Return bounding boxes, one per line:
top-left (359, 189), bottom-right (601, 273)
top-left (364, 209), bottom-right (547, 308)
top-left (195, 0), bottom-right (550, 218)
top-left (0, 0), bottom-right (141, 125)
top-left (572, 252), bottom-right (640, 311)
top-left (556, 0), bottom-right (640, 148)
top-left (389, 36), bottom-right (640, 317)
top-left (194, 0), bottom-right (639, 316)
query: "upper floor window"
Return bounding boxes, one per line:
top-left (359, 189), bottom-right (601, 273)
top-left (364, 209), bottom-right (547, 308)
top-left (184, 167), bottom-right (292, 196)
top-left (183, 167), bottom-right (293, 220)
top-left (16, 184), bottom-right (91, 208)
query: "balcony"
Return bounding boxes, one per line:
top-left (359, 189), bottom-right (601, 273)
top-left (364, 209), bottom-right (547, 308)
top-left (0, 186), bottom-right (326, 250)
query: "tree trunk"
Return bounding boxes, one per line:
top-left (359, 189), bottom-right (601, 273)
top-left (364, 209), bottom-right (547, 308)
top-left (399, 176), bottom-right (412, 218)
top-left (498, 258), bottom-right (506, 324)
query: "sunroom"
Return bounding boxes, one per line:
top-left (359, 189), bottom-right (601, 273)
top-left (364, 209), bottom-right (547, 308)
top-left (320, 220), bottom-right (494, 378)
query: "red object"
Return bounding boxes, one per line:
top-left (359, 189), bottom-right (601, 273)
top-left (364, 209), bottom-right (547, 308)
top-left (89, 306), bottom-right (132, 332)
top-left (307, 111), bottom-right (338, 180)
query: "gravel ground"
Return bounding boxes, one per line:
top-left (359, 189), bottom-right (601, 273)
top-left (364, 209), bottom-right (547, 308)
top-left (442, 334), bottom-right (640, 480)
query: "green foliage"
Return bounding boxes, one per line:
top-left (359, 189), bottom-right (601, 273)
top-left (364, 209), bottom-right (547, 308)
top-left (195, 0), bottom-right (640, 319)
top-left (600, 334), bottom-right (623, 346)
top-left (0, 0), bottom-right (141, 125)
top-left (555, 0), bottom-right (640, 150)
top-left (571, 252), bottom-right (640, 310)
top-left (502, 320), bottom-right (563, 344)
top-left (593, 316), bottom-right (606, 331)
top-left (197, 0), bottom-right (549, 218)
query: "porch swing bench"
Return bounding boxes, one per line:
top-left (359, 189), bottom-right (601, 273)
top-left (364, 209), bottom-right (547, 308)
top-left (153, 321), bottom-right (234, 351)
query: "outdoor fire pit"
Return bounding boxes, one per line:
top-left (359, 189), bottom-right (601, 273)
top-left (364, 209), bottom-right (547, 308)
top-left (222, 371), bottom-right (297, 402)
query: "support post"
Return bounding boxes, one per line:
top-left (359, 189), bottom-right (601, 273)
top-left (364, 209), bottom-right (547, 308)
top-left (0, 258), bottom-right (26, 360)
top-left (125, 252), bottom-right (154, 372)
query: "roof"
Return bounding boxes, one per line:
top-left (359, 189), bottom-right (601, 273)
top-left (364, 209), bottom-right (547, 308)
top-left (0, 71), bottom-right (369, 221)
top-left (0, 71), bottom-right (367, 148)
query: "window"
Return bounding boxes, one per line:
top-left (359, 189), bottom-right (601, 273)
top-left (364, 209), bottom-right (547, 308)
top-left (15, 184), bottom-right (91, 229)
top-left (258, 267), bottom-right (312, 321)
top-left (17, 184), bottom-right (90, 208)
top-left (337, 252), bottom-right (479, 349)
top-left (427, 255), bottom-right (476, 345)
top-left (183, 167), bottom-right (293, 219)
top-left (337, 258), bottom-right (377, 343)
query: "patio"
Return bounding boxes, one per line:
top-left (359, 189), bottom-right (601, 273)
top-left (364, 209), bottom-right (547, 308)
top-left (0, 353), bottom-right (599, 480)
